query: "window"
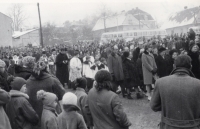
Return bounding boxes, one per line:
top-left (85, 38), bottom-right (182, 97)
top-left (134, 32), bottom-right (137, 36)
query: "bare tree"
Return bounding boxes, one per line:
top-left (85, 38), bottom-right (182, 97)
top-left (7, 4), bottom-right (28, 31)
top-left (98, 4), bottom-right (114, 32)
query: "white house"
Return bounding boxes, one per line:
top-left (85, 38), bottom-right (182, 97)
top-left (12, 29), bottom-right (40, 47)
top-left (161, 6), bottom-right (200, 35)
top-left (0, 12), bottom-right (12, 47)
top-left (92, 9), bottom-right (156, 40)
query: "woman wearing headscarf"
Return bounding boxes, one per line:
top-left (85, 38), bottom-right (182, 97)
top-left (141, 43), bottom-right (157, 101)
top-left (88, 70), bottom-right (131, 129)
top-left (15, 56), bottom-right (35, 80)
top-left (26, 60), bottom-right (65, 129)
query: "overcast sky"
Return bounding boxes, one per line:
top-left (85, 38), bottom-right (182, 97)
top-left (0, 0), bottom-right (199, 28)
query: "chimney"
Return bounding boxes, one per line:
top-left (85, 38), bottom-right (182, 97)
top-left (20, 28), bottom-right (22, 32)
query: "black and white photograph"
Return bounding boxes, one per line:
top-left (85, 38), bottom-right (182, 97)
top-left (0, 0), bottom-right (200, 128)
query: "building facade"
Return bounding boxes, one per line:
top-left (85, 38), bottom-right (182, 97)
top-left (161, 6), bottom-right (200, 35)
top-left (12, 29), bottom-right (40, 47)
top-left (0, 12), bottom-right (12, 47)
top-left (92, 9), bottom-right (157, 40)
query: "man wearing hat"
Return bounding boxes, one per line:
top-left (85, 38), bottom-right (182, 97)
top-left (156, 47), bottom-right (168, 78)
top-left (151, 55), bottom-right (200, 129)
top-left (55, 48), bottom-right (69, 86)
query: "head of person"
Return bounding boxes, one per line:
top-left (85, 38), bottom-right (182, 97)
top-left (190, 44), bottom-right (199, 53)
top-left (32, 60), bottom-right (47, 79)
top-left (152, 48), bottom-right (158, 55)
top-left (10, 77), bottom-right (27, 93)
top-left (60, 48), bottom-right (66, 54)
top-left (144, 43), bottom-right (152, 52)
top-left (37, 90), bottom-right (58, 109)
top-left (0, 60), bottom-right (6, 74)
top-left (124, 47), bottom-right (129, 52)
top-left (74, 50), bottom-right (79, 58)
top-left (113, 45), bottom-right (119, 54)
top-left (62, 92), bottom-right (80, 112)
top-left (123, 51), bottom-right (129, 59)
top-left (22, 56), bottom-right (35, 69)
top-left (174, 55), bottom-right (192, 70)
top-left (100, 57), bottom-right (107, 65)
top-left (51, 49), bottom-right (56, 55)
top-left (42, 51), bottom-right (46, 57)
top-left (158, 47), bottom-right (166, 57)
top-left (169, 49), bottom-right (179, 60)
top-left (94, 70), bottom-right (112, 91)
top-left (75, 77), bottom-right (87, 89)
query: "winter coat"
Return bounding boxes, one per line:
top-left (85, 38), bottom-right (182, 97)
top-left (57, 108), bottom-right (87, 129)
top-left (75, 88), bottom-right (93, 127)
top-left (88, 87), bottom-right (131, 129)
top-left (156, 55), bottom-right (168, 78)
top-left (122, 58), bottom-right (140, 86)
top-left (0, 71), bottom-right (10, 92)
top-left (188, 51), bottom-right (200, 79)
top-left (151, 68), bottom-right (200, 129)
top-left (41, 107), bottom-right (58, 129)
top-left (26, 72), bottom-right (65, 119)
top-left (6, 90), bottom-right (39, 129)
top-left (141, 51), bottom-right (157, 84)
top-left (0, 89), bottom-right (12, 129)
top-left (55, 53), bottom-right (69, 85)
top-left (107, 54), bottom-right (124, 81)
top-left (15, 65), bottom-right (32, 80)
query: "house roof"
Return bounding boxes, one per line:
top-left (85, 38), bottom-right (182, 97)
top-left (0, 12), bottom-right (12, 20)
top-left (161, 6), bottom-right (200, 29)
top-left (127, 8), bottom-right (154, 20)
top-left (12, 29), bottom-right (39, 38)
top-left (92, 13), bottom-right (139, 31)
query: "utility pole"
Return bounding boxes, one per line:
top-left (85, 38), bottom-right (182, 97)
top-left (37, 3), bottom-right (44, 48)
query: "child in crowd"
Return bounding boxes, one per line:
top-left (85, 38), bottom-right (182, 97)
top-left (6, 77), bottom-right (39, 129)
top-left (57, 92), bottom-right (87, 129)
top-left (37, 90), bottom-right (59, 129)
top-left (74, 77), bottom-right (93, 128)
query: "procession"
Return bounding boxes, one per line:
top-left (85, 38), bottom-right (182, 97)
top-left (0, 1), bottom-right (200, 129)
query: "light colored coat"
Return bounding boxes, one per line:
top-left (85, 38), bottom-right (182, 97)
top-left (141, 52), bottom-right (157, 84)
top-left (69, 57), bottom-right (82, 82)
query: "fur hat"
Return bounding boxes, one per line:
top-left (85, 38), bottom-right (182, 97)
top-left (158, 47), bottom-right (166, 53)
top-left (62, 92), bottom-right (80, 110)
top-left (11, 77), bottom-right (26, 91)
top-left (33, 61), bottom-right (47, 75)
top-left (174, 55), bottom-right (192, 69)
top-left (37, 90), bottom-right (57, 107)
top-left (0, 59), bottom-right (6, 68)
top-left (22, 56), bottom-right (35, 69)
top-left (95, 70), bottom-right (112, 83)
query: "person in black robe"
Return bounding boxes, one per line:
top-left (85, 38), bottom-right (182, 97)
top-left (55, 48), bottom-right (69, 87)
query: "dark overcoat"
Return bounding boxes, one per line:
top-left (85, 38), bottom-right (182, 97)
top-left (107, 54), bottom-right (124, 81)
top-left (55, 53), bottom-right (69, 85)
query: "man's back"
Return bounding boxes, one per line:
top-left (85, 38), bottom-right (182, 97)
top-left (151, 71), bottom-right (200, 129)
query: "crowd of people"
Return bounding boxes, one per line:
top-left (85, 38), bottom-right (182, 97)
top-left (0, 28), bottom-right (200, 129)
